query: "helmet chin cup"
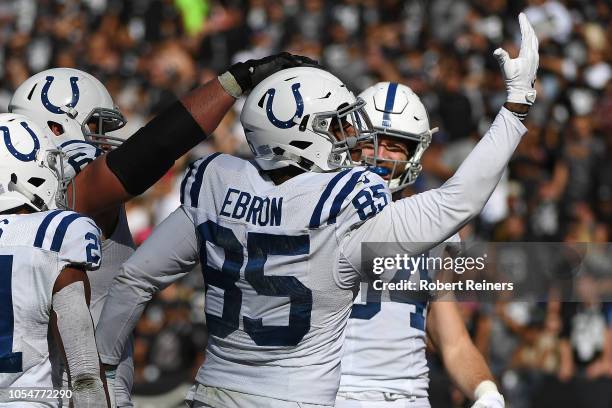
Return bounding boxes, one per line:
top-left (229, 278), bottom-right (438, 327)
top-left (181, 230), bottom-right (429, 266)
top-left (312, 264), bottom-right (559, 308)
top-left (370, 166), bottom-right (391, 177)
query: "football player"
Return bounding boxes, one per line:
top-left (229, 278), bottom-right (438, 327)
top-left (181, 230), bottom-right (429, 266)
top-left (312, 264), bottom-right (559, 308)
top-left (4, 52), bottom-right (313, 406)
top-left (0, 114), bottom-right (108, 407)
top-left (9, 68), bottom-right (136, 408)
top-left (94, 13), bottom-right (537, 408)
top-left (337, 82), bottom-right (503, 408)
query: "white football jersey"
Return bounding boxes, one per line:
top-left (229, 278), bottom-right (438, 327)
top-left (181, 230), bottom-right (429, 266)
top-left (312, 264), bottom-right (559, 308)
top-left (57, 140), bottom-right (136, 407)
top-left (177, 153), bottom-right (389, 406)
top-left (0, 210), bottom-right (101, 405)
top-left (339, 237), bottom-right (459, 399)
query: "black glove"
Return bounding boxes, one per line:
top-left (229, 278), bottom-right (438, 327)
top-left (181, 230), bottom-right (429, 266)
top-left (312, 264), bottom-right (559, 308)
top-left (219, 52), bottom-right (319, 98)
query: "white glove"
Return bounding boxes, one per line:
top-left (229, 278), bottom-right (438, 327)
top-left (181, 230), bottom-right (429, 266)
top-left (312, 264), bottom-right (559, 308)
top-left (494, 13), bottom-right (539, 105)
top-left (471, 380), bottom-right (505, 408)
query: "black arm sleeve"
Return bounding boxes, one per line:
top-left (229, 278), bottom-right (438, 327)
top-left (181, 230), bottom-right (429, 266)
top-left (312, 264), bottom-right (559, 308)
top-left (106, 101), bottom-right (206, 196)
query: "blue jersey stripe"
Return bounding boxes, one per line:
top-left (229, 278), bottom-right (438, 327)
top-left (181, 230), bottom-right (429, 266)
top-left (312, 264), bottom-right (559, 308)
top-left (382, 82), bottom-right (398, 126)
top-left (50, 213), bottom-right (84, 252)
top-left (190, 153), bottom-right (221, 207)
top-left (85, 219), bottom-right (101, 235)
top-left (309, 169), bottom-right (351, 228)
top-left (327, 170), bottom-right (367, 225)
top-left (33, 210), bottom-right (63, 248)
top-left (59, 140), bottom-right (99, 149)
top-left (179, 161), bottom-right (197, 205)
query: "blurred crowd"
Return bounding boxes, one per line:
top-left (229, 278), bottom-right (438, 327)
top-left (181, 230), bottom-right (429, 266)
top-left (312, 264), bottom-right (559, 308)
top-left (1, 0), bottom-right (611, 407)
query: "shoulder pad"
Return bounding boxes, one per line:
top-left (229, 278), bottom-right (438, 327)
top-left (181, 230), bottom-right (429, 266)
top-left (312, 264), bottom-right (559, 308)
top-left (33, 210), bottom-right (102, 270)
top-left (180, 152), bottom-right (222, 207)
top-left (309, 167), bottom-right (390, 229)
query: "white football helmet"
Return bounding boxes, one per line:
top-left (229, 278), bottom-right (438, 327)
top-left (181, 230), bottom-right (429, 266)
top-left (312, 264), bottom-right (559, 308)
top-left (359, 82), bottom-right (439, 192)
top-left (9, 68), bottom-right (126, 149)
top-left (240, 67), bottom-right (374, 172)
top-left (0, 113), bottom-right (67, 213)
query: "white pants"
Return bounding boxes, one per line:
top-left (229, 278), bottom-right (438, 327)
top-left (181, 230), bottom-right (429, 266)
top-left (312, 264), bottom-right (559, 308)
top-left (335, 392), bottom-right (431, 408)
top-left (185, 384), bottom-right (333, 408)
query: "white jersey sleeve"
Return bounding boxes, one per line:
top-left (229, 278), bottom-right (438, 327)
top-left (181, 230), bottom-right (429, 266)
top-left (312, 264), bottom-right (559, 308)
top-left (95, 206), bottom-right (199, 366)
top-left (341, 108), bottom-right (526, 271)
top-left (32, 209), bottom-right (102, 271)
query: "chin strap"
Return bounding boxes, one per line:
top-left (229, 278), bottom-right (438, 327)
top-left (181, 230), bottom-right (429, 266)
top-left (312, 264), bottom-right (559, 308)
top-left (46, 149), bottom-right (73, 210)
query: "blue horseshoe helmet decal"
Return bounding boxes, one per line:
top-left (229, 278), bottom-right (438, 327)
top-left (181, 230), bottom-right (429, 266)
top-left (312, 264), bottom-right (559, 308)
top-left (1, 122), bottom-right (41, 162)
top-left (265, 83), bottom-right (304, 129)
top-left (41, 76), bottom-right (80, 114)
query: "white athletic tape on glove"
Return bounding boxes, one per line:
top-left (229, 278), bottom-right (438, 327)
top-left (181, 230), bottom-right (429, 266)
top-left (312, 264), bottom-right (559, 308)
top-left (471, 380), bottom-right (505, 408)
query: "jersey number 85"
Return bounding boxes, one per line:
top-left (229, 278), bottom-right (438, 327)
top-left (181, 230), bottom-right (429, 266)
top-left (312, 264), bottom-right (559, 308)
top-left (198, 220), bottom-right (312, 347)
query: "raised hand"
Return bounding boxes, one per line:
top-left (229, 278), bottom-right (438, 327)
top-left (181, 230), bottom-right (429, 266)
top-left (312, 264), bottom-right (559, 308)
top-left (219, 52), bottom-right (319, 98)
top-left (494, 13), bottom-right (539, 106)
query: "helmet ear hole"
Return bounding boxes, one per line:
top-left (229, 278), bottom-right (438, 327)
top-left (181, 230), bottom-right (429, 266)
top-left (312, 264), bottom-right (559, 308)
top-left (289, 141), bottom-right (313, 150)
top-left (28, 177), bottom-right (45, 187)
top-left (298, 115), bottom-right (310, 132)
top-left (47, 121), bottom-right (65, 136)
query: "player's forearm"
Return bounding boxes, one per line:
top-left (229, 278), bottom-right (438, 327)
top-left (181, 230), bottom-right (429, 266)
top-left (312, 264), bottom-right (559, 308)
top-left (96, 208), bottom-right (198, 364)
top-left (181, 78), bottom-right (236, 134)
top-left (441, 334), bottom-right (495, 400)
top-left (95, 271), bottom-right (156, 365)
top-left (73, 79), bottom-right (228, 215)
top-left (438, 107), bottom-right (526, 217)
top-left (53, 282), bottom-right (109, 407)
top-left (382, 107), bottom-right (526, 252)
top-left (96, 85), bottom-right (225, 199)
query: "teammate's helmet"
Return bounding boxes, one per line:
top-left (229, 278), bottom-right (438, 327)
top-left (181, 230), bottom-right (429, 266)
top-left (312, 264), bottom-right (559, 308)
top-left (240, 67), bottom-right (374, 172)
top-left (0, 113), bottom-right (66, 213)
top-left (9, 68), bottom-right (126, 149)
top-left (359, 82), bottom-right (439, 192)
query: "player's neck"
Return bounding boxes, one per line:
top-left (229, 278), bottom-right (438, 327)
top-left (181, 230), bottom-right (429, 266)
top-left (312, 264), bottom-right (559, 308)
top-left (265, 166), bottom-right (305, 185)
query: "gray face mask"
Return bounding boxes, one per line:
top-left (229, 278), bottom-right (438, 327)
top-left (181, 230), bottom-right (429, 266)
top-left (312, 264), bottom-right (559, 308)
top-left (310, 97), bottom-right (376, 171)
top-left (81, 107), bottom-right (127, 150)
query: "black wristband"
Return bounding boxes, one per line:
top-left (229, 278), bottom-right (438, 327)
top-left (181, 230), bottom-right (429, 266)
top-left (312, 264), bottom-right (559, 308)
top-left (106, 101), bottom-right (206, 196)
